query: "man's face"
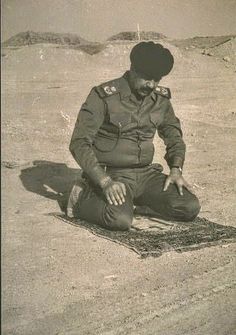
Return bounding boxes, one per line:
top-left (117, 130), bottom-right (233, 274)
top-left (129, 69), bottom-right (160, 97)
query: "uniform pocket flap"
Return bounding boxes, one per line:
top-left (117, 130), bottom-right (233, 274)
top-left (109, 112), bottom-right (131, 128)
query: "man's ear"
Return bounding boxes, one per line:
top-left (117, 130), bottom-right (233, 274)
top-left (130, 64), bottom-right (137, 74)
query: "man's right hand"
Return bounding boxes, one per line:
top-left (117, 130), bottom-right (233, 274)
top-left (101, 179), bottom-right (126, 206)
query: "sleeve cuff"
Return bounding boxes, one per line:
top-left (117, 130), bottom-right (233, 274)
top-left (169, 156), bottom-right (184, 169)
top-left (86, 165), bottom-right (111, 187)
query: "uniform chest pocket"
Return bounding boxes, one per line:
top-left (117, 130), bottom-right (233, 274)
top-left (150, 111), bottom-right (163, 128)
top-left (109, 111), bottom-right (131, 128)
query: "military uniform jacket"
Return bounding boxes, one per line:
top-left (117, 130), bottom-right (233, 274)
top-left (70, 72), bottom-right (186, 186)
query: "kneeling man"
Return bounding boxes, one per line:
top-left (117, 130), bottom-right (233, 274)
top-left (69, 42), bottom-right (200, 230)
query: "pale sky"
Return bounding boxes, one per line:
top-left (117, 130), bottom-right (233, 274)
top-left (2, 0), bottom-right (236, 42)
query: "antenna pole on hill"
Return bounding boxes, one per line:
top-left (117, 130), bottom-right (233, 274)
top-left (137, 23), bottom-right (141, 41)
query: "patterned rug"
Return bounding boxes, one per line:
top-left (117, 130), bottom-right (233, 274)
top-left (50, 213), bottom-right (236, 258)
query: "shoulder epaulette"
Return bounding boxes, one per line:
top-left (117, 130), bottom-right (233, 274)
top-left (154, 86), bottom-right (171, 99)
top-left (95, 82), bottom-right (119, 98)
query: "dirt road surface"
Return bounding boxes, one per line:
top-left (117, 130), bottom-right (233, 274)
top-left (2, 43), bottom-right (236, 334)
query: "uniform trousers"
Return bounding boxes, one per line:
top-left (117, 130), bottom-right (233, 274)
top-left (77, 165), bottom-right (201, 231)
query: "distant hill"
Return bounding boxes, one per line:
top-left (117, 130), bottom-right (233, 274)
top-left (171, 35), bottom-right (236, 50)
top-left (205, 37), bottom-right (236, 62)
top-left (171, 35), bottom-right (236, 66)
top-left (107, 31), bottom-right (166, 41)
top-left (3, 31), bottom-right (236, 61)
top-left (2, 31), bottom-right (106, 55)
top-left (2, 31), bottom-right (90, 46)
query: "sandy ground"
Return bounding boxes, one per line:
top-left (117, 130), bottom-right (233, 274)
top-left (2, 43), bottom-right (236, 334)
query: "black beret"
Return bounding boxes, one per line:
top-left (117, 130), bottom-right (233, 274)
top-left (130, 41), bottom-right (174, 80)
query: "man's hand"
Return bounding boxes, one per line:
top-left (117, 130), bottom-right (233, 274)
top-left (102, 179), bottom-right (126, 206)
top-left (163, 168), bottom-right (194, 196)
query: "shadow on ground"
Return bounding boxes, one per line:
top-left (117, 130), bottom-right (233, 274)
top-left (19, 160), bottom-right (81, 212)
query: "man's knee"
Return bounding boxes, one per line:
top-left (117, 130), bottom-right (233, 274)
top-left (162, 191), bottom-right (201, 222)
top-left (103, 205), bottom-right (133, 231)
top-left (180, 195), bottom-right (201, 221)
top-left (110, 213), bottom-right (132, 231)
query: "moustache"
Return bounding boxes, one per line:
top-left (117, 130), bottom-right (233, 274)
top-left (140, 88), bottom-right (152, 94)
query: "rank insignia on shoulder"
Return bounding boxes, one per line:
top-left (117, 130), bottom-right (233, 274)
top-left (103, 85), bottom-right (118, 96)
top-left (96, 84), bottom-right (119, 98)
top-left (155, 86), bottom-right (171, 99)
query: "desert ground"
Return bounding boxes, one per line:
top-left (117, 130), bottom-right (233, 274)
top-left (2, 36), bottom-right (236, 334)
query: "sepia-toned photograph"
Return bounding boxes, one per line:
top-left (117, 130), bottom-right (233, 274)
top-left (2, 0), bottom-right (236, 334)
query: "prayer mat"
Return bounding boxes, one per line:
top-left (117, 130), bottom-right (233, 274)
top-left (50, 213), bottom-right (236, 258)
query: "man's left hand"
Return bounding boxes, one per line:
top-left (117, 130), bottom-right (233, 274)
top-left (163, 168), bottom-right (194, 196)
